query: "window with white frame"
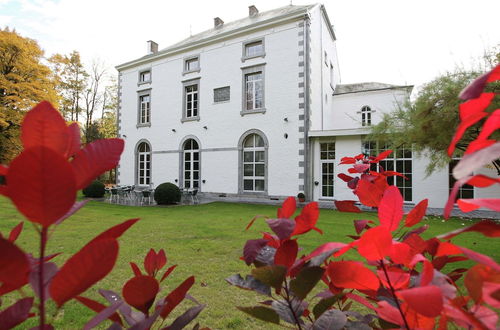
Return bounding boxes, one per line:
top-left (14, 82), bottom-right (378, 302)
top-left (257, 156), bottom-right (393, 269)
top-left (184, 57), bottom-right (199, 73)
top-left (243, 40), bottom-right (264, 59)
top-left (242, 134), bottom-right (266, 192)
top-left (362, 141), bottom-right (413, 201)
top-left (183, 80), bottom-right (199, 121)
top-left (139, 70), bottom-right (151, 83)
top-left (320, 142), bottom-right (335, 198)
top-left (449, 158), bottom-right (474, 200)
top-left (138, 93), bottom-right (151, 125)
top-left (245, 72), bottom-right (263, 110)
top-left (136, 142), bottom-right (151, 186)
top-left (361, 106), bottom-right (372, 126)
top-left (183, 139), bottom-right (200, 189)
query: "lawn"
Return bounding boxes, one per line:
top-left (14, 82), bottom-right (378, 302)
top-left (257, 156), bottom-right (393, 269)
top-left (1, 196), bottom-right (498, 329)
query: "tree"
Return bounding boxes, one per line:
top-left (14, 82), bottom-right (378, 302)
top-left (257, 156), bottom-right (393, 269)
top-left (369, 51), bottom-right (499, 174)
top-left (0, 27), bottom-right (58, 163)
top-left (82, 60), bottom-right (106, 143)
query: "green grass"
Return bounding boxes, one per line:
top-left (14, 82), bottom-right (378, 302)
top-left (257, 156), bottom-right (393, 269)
top-left (1, 196), bottom-right (498, 329)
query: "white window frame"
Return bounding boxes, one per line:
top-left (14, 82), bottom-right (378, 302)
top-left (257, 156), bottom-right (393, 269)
top-left (183, 139), bottom-right (200, 189)
top-left (242, 134), bottom-right (266, 193)
top-left (182, 79), bottom-right (200, 122)
top-left (137, 90), bottom-right (151, 127)
top-left (242, 38), bottom-right (265, 61)
top-left (183, 55), bottom-right (200, 74)
top-left (320, 142), bottom-right (335, 199)
top-left (138, 69), bottom-right (151, 84)
top-left (361, 106), bottom-right (372, 126)
top-left (241, 65), bottom-right (265, 115)
top-left (136, 141), bottom-right (152, 186)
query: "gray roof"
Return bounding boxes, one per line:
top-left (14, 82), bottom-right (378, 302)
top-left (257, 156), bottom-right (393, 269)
top-left (117, 4), bottom-right (317, 69)
top-left (334, 82), bottom-right (413, 95)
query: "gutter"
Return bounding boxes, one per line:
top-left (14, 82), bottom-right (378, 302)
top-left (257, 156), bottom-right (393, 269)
top-left (333, 85), bottom-right (414, 96)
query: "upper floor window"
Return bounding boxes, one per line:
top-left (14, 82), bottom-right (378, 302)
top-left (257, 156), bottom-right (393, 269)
top-left (184, 56), bottom-right (200, 73)
top-left (242, 39), bottom-right (265, 60)
top-left (138, 93), bottom-right (151, 125)
top-left (182, 79), bottom-right (200, 121)
top-left (245, 72), bottom-right (263, 110)
top-left (361, 106), bottom-right (372, 126)
top-left (139, 70), bottom-right (151, 84)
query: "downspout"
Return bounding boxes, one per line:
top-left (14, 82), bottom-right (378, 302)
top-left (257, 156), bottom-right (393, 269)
top-left (304, 11), bottom-right (312, 201)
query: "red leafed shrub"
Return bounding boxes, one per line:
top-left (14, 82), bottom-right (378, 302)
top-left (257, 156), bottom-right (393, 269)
top-left (0, 102), bottom-right (204, 329)
top-left (228, 65), bottom-right (500, 329)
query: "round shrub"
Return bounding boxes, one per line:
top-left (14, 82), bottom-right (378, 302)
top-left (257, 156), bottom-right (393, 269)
top-left (82, 180), bottom-right (106, 198)
top-left (154, 182), bottom-right (181, 205)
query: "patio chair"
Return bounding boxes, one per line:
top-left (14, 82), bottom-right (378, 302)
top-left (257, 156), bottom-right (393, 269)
top-left (190, 189), bottom-right (199, 204)
top-left (109, 188), bottom-right (118, 203)
top-left (142, 190), bottom-right (152, 205)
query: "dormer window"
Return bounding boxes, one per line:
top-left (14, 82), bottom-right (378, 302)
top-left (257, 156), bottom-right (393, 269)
top-left (139, 70), bottom-right (151, 84)
top-left (184, 56), bottom-right (200, 73)
top-left (242, 39), bottom-right (265, 61)
top-left (361, 106), bottom-right (372, 126)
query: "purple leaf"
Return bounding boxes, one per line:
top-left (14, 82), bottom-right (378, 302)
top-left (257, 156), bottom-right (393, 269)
top-left (354, 220), bottom-right (372, 235)
top-left (453, 142), bottom-right (500, 180)
top-left (0, 297), bottom-right (34, 329)
top-left (99, 289), bottom-right (143, 326)
top-left (266, 218), bottom-right (295, 240)
top-left (313, 309), bottom-right (347, 330)
top-left (55, 200), bottom-right (89, 225)
top-left (225, 274), bottom-right (271, 296)
top-left (165, 304), bottom-right (206, 330)
top-left (29, 262), bottom-right (58, 301)
top-left (347, 177), bottom-right (359, 190)
top-left (84, 301), bottom-right (123, 330)
top-left (403, 225), bottom-right (429, 240)
top-left (459, 71), bottom-right (490, 100)
top-left (107, 323), bottom-right (122, 330)
top-left (243, 239), bottom-right (268, 265)
top-left (128, 305), bottom-right (162, 330)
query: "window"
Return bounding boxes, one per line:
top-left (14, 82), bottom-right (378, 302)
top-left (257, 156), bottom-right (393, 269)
top-left (361, 106), bottom-right (372, 126)
top-left (320, 142), bottom-right (335, 198)
top-left (362, 141), bottom-right (413, 201)
top-left (449, 158), bottom-right (474, 200)
top-left (242, 133), bottom-right (266, 192)
top-left (183, 139), bottom-right (200, 189)
top-left (184, 56), bottom-right (199, 73)
top-left (139, 70), bottom-right (151, 84)
top-left (242, 39), bottom-right (265, 60)
top-left (138, 93), bottom-right (151, 125)
top-left (136, 142), bottom-right (151, 186)
top-left (214, 86), bottom-right (230, 103)
top-left (182, 79), bottom-right (200, 121)
top-left (245, 72), bottom-right (263, 110)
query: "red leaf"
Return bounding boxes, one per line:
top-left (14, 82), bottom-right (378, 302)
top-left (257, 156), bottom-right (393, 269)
top-left (438, 220), bottom-right (500, 240)
top-left (244, 214), bottom-right (268, 231)
top-left (292, 202), bottom-right (320, 236)
top-left (389, 242), bottom-right (413, 266)
top-left (337, 173), bottom-right (354, 183)
top-left (0, 237), bottom-right (30, 296)
top-left (476, 108), bottom-right (500, 141)
top-left (130, 262), bottom-right (142, 276)
top-left (458, 92), bottom-right (495, 120)
top-left (6, 147), bottom-right (76, 227)
top-left (447, 112), bottom-right (488, 156)
top-left (466, 174), bottom-right (500, 188)
top-left (160, 265), bottom-right (177, 283)
top-left (303, 242), bottom-right (348, 262)
top-left (377, 267), bottom-right (410, 290)
top-left (353, 164), bottom-right (370, 173)
top-left (437, 242), bottom-right (500, 272)
top-left (122, 275), bottom-right (159, 314)
top-left (274, 239), bottom-right (298, 269)
top-left (405, 199), bottom-right (428, 227)
top-left (420, 260), bottom-right (434, 286)
top-left (65, 122), bottom-right (81, 159)
top-left (378, 186), bottom-right (403, 231)
top-left (355, 176), bottom-right (388, 207)
top-left (156, 249), bottom-right (167, 271)
top-left (458, 198), bottom-right (500, 212)
top-left (243, 239), bottom-right (268, 265)
top-left (486, 64), bottom-right (500, 82)
top-left (376, 301), bottom-right (404, 326)
top-left (144, 249), bottom-right (157, 276)
top-left (444, 177), bottom-right (470, 219)
top-left (459, 72), bottom-right (491, 100)
top-left (380, 170), bottom-right (408, 179)
top-left (75, 296), bottom-right (123, 326)
top-left (375, 149), bottom-right (393, 162)
top-left (334, 200), bottom-right (361, 213)
top-left (8, 222), bottom-right (23, 242)
top-left (358, 226), bottom-right (393, 261)
top-left (21, 101), bottom-right (68, 155)
top-left (397, 285), bottom-right (443, 317)
top-left (71, 138), bottom-right (124, 190)
top-left (160, 276), bottom-right (195, 319)
top-left (327, 261), bottom-right (379, 291)
top-left (0, 297), bottom-right (33, 329)
top-left (465, 139), bottom-right (496, 154)
top-left (339, 157), bottom-right (356, 164)
top-left (90, 218), bottom-right (139, 244)
top-left (50, 239), bottom-right (119, 307)
top-left (277, 196), bottom-right (296, 218)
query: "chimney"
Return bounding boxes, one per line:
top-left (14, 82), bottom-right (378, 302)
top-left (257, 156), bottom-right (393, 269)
top-left (147, 40), bottom-right (158, 55)
top-left (248, 5), bottom-right (259, 17)
top-left (214, 17), bottom-right (224, 28)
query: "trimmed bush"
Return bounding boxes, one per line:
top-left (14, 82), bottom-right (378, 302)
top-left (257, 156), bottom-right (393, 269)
top-left (82, 180), bottom-right (106, 198)
top-left (154, 182), bottom-right (181, 205)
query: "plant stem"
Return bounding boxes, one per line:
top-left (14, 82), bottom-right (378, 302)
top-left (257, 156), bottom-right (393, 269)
top-left (379, 260), bottom-right (410, 329)
top-left (39, 227), bottom-right (48, 329)
top-left (283, 281), bottom-right (303, 330)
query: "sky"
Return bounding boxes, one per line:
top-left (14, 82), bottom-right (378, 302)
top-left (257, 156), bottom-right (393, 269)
top-left (1, 0), bottom-right (499, 92)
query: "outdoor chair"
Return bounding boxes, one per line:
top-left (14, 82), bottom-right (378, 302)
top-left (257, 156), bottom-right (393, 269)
top-left (141, 190), bottom-right (152, 205)
top-left (109, 188), bottom-right (118, 203)
top-left (190, 189), bottom-right (199, 204)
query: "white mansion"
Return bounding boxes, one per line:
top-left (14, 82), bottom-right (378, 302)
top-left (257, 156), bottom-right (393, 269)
top-left (115, 4), bottom-right (499, 209)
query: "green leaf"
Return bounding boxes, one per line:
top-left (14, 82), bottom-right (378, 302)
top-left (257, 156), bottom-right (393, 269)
top-left (237, 306), bottom-right (280, 324)
top-left (251, 265), bottom-right (287, 290)
top-left (313, 295), bottom-right (343, 319)
top-left (290, 266), bottom-right (325, 300)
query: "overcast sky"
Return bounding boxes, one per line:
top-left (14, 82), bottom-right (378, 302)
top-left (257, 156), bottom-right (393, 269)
top-left (1, 0), bottom-right (499, 91)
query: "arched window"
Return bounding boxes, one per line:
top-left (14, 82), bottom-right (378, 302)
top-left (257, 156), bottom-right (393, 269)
top-left (361, 106), bottom-right (372, 126)
top-left (183, 139), bottom-right (200, 189)
top-left (136, 141), bottom-right (151, 186)
top-left (242, 133), bottom-right (266, 192)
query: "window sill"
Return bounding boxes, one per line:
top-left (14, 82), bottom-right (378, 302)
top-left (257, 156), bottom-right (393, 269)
top-left (240, 108), bottom-right (266, 116)
top-left (213, 100), bottom-right (230, 105)
top-left (136, 123), bottom-right (151, 128)
top-left (241, 53), bottom-right (266, 62)
top-left (182, 69), bottom-right (200, 76)
top-left (137, 81), bottom-right (151, 86)
top-left (181, 116), bottom-right (200, 123)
